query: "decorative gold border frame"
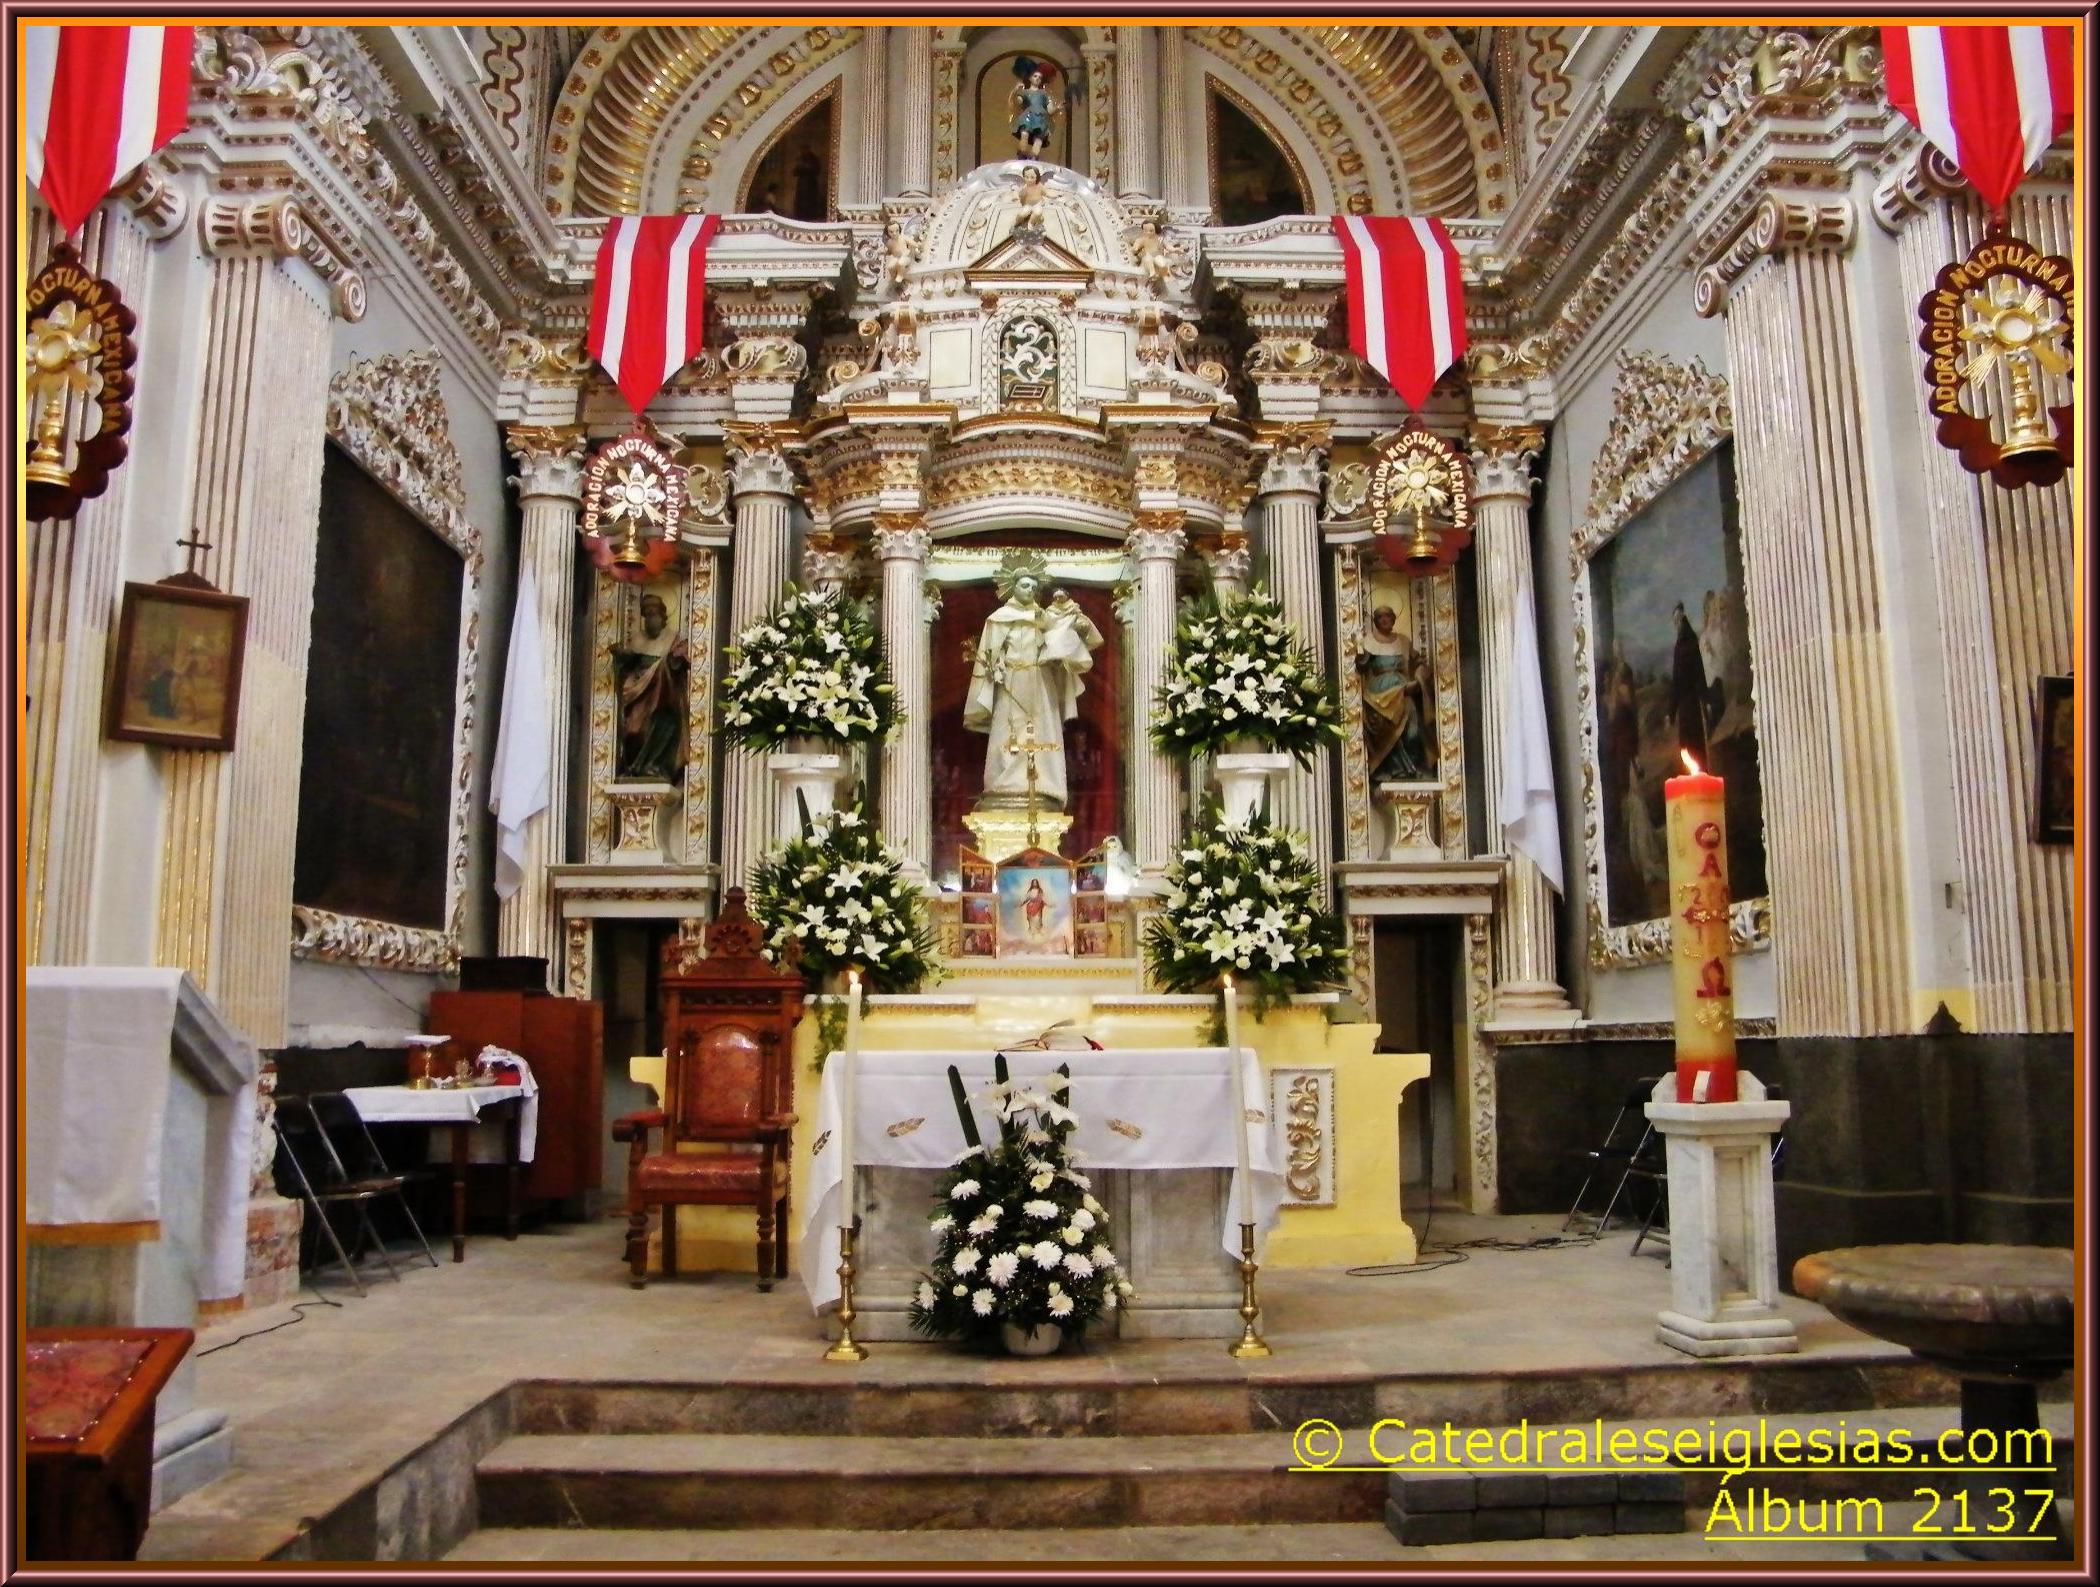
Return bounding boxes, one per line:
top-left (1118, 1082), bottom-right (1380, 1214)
top-left (1569, 349), bottom-right (1771, 971)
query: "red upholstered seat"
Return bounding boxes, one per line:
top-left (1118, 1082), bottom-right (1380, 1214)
top-left (615, 889), bottom-right (804, 1291)
top-left (634, 1150), bottom-right (785, 1198)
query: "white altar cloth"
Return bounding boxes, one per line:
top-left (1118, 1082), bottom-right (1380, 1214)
top-left (799, 1047), bottom-right (1281, 1311)
top-left (25, 967), bottom-right (256, 1303)
top-left (344, 1077), bottom-right (540, 1163)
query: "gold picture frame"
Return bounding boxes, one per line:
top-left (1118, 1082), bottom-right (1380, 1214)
top-left (103, 578), bottom-right (249, 752)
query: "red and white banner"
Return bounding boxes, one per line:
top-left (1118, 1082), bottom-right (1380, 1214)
top-left (24, 25), bottom-right (193, 239)
top-left (1332, 215), bottom-right (1467, 412)
top-left (588, 214), bottom-right (722, 415)
top-left (1882, 25), bottom-right (2074, 212)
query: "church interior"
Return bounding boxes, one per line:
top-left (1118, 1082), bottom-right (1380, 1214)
top-left (15, 19), bottom-right (2084, 1569)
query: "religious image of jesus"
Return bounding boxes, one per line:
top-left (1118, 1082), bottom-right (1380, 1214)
top-left (963, 559), bottom-right (1104, 812)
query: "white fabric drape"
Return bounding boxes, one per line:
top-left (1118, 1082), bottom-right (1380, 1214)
top-left (491, 562), bottom-right (551, 901)
top-left (799, 1047), bottom-right (1283, 1312)
top-left (26, 967), bottom-right (256, 1303)
top-left (1499, 574), bottom-right (1564, 892)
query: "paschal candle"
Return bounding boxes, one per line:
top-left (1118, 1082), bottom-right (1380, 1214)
top-left (1665, 751), bottom-right (1738, 1103)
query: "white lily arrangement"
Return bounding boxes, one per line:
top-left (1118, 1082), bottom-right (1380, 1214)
top-left (909, 1056), bottom-right (1129, 1349)
top-left (1143, 805), bottom-right (1351, 1013)
top-left (1151, 585), bottom-right (1343, 766)
top-left (746, 803), bottom-right (938, 1007)
top-left (719, 584), bottom-right (897, 750)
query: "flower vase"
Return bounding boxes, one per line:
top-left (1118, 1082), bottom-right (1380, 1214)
top-left (770, 738), bottom-right (848, 839)
top-left (1213, 740), bottom-right (1291, 829)
top-left (1000, 1321), bottom-right (1065, 1357)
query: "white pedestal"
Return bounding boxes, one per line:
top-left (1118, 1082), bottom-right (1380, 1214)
top-left (769, 751), bottom-right (847, 841)
top-left (1215, 751), bottom-right (1291, 828)
top-left (1373, 780), bottom-right (1442, 858)
top-left (607, 781), bottom-right (678, 865)
top-left (1644, 1072), bottom-right (1798, 1358)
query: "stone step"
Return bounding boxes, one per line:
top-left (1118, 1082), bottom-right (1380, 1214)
top-left (509, 1352), bottom-right (1967, 1440)
top-left (476, 1430), bottom-right (1384, 1531)
top-left (444, 1519), bottom-right (1887, 1562)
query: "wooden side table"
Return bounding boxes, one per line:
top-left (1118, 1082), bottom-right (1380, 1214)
top-left (24, 1327), bottom-right (194, 1561)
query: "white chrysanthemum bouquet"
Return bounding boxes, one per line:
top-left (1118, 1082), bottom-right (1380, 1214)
top-left (908, 1056), bottom-right (1130, 1349)
top-left (719, 584), bottom-right (897, 750)
top-left (1151, 584), bottom-right (1343, 765)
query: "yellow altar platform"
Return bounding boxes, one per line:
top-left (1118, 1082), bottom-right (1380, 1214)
top-left (629, 984), bottom-right (1429, 1279)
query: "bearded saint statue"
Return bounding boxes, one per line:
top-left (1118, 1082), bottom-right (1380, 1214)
top-left (963, 552), bottom-right (1104, 813)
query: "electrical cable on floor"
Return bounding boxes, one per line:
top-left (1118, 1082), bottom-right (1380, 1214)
top-left (195, 1291), bottom-right (344, 1356)
top-left (1346, 1085), bottom-right (1620, 1276)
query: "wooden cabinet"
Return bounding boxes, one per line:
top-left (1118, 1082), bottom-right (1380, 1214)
top-left (427, 990), bottom-right (604, 1207)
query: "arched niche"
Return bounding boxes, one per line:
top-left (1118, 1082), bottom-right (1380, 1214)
top-left (960, 26), bottom-right (1087, 173)
top-left (1207, 80), bottom-right (1310, 226)
top-left (735, 82), bottom-right (838, 220)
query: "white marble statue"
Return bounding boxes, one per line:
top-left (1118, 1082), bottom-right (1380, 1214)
top-left (963, 555), bottom-right (1104, 812)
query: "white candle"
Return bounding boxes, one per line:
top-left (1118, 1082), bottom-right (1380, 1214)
top-left (839, 969), bottom-right (863, 1229)
top-left (1224, 974), bottom-right (1254, 1226)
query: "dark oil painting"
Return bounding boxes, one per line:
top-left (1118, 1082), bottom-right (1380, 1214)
top-left (1591, 440), bottom-right (1767, 926)
top-left (293, 441), bottom-right (464, 930)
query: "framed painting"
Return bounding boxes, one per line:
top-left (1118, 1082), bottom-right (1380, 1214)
top-left (289, 352), bottom-right (480, 975)
top-left (103, 579), bottom-right (248, 751)
top-left (1571, 352), bottom-right (1771, 970)
top-left (2035, 674), bottom-right (2073, 844)
top-left (995, 847), bottom-right (1075, 958)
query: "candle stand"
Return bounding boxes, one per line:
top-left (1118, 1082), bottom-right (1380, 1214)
top-left (1643, 1072), bottom-right (1797, 1359)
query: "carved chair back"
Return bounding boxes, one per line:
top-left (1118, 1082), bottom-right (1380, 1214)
top-left (657, 892), bottom-right (804, 1150)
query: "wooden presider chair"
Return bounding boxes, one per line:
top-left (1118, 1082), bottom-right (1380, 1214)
top-left (613, 890), bottom-right (805, 1289)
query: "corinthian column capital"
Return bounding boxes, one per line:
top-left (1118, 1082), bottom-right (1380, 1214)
top-left (1466, 423), bottom-right (1546, 502)
top-left (504, 423), bottom-right (588, 501)
top-left (872, 511), bottom-right (931, 561)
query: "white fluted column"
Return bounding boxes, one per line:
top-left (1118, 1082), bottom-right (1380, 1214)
top-left (852, 31), bottom-right (887, 207)
top-left (1257, 446), bottom-right (1335, 887)
top-left (719, 447), bottom-right (798, 890)
top-left (875, 516), bottom-right (932, 877)
top-left (498, 425), bottom-right (587, 976)
top-left (1158, 28), bottom-right (1191, 209)
top-left (1114, 27), bottom-right (1155, 200)
top-left (1469, 426), bottom-right (1572, 1017)
top-left (1129, 519), bottom-right (1186, 878)
top-left (891, 28), bottom-right (934, 198)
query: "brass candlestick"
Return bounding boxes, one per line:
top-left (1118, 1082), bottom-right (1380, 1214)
top-left (823, 1221), bottom-right (869, 1362)
top-left (1228, 1221), bottom-right (1272, 1358)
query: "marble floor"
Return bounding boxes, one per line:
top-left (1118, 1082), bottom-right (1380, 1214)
top-left (144, 1211), bottom-right (1918, 1562)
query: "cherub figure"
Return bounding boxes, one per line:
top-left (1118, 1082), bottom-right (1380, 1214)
top-left (881, 219), bottom-right (916, 290)
top-left (1013, 165), bottom-right (1050, 232)
top-left (1129, 218), bottom-right (1180, 291)
top-left (1008, 57), bottom-right (1064, 160)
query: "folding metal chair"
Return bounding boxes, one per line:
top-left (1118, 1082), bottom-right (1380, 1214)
top-left (308, 1092), bottom-right (440, 1272)
top-left (1563, 1075), bottom-right (1665, 1234)
top-left (1629, 1081), bottom-right (1790, 1259)
top-left (273, 1096), bottom-right (426, 1295)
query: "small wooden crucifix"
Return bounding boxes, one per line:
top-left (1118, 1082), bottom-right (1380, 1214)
top-left (1003, 714), bottom-right (1057, 852)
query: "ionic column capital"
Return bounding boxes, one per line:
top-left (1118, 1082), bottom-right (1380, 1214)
top-left (505, 423), bottom-right (588, 501)
top-left (1694, 194), bottom-right (1856, 318)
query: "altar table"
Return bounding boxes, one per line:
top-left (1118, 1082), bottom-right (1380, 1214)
top-left (343, 1085), bottom-right (533, 1262)
top-left (799, 1047), bottom-right (1282, 1337)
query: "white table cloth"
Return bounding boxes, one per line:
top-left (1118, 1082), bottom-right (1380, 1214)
top-left (25, 967), bottom-right (257, 1304)
top-left (798, 1047), bottom-right (1281, 1311)
top-left (343, 1077), bottom-right (539, 1163)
